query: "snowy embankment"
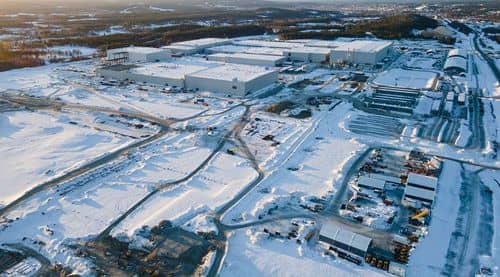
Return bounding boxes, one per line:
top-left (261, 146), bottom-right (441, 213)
top-left (455, 119), bottom-right (472, 147)
top-left (479, 170), bottom-right (500, 276)
top-left (407, 160), bottom-right (462, 276)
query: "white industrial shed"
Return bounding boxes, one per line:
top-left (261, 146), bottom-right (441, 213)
top-left (403, 173), bottom-right (438, 206)
top-left (283, 47), bottom-right (331, 63)
top-left (330, 40), bottom-right (393, 65)
top-left (447, 48), bottom-right (467, 59)
top-left (444, 56), bottom-right (467, 74)
top-left (368, 173), bottom-right (402, 184)
top-left (319, 223), bottom-right (372, 258)
top-left (357, 176), bottom-right (386, 190)
top-left (207, 53), bottom-right (285, 67)
top-left (106, 46), bottom-right (171, 63)
top-left (185, 64), bottom-right (278, 96)
top-left (407, 173), bottom-right (438, 190)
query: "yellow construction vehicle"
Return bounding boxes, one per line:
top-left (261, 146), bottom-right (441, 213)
top-left (411, 209), bottom-right (429, 220)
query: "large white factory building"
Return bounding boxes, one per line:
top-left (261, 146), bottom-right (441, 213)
top-left (106, 46), bottom-right (171, 63)
top-left (330, 40), bottom-right (393, 65)
top-left (98, 62), bottom-right (278, 96)
top-left (100, 37), bottom-right (393, 96)
top-left (185, 63), bottom-right (278, 96)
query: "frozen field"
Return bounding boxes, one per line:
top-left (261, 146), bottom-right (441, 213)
top-left (0, 132), bottom-right (214, 274)
top-left (0, 110), bottom-right (133, 207)
top-left (0, 64), bottom-right (57, 92)
top-left (112, 152), bottom-right (258, 237)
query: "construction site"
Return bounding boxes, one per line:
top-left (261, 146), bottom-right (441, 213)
top-left (315, 148), bottom-right (442, 276)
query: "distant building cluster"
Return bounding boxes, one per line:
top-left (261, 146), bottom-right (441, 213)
top-left (98, 37), bottom-right (393, 96)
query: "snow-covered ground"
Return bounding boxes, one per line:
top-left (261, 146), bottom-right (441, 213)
top-left (112, 152), bottom-right (258, 237)
top-left (479, 170), bottom-right (500, 276)
top-left (221, 228), bottom-right (388, 277)
top-left (406, 160), bottom-right (462, 276)
top-left (0, 64), bottom-right (57, 91)
top-left (241, 111), bottom-right (312, 169)
top-left (0, 110), bottom-right (133, 207)
top-left (223, 103), bottom-right (365, 225)
top-left (0, 131), bottom-right (214, 274)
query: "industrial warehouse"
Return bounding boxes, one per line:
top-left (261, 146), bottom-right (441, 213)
top-left (98, 37), bottom-right (395, 96)
top-left (318, 148), bottom-right (443, 275)
top-left (97, 61), bottom-right (278, 96)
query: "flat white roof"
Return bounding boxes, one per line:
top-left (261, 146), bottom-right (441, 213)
top-left (207, 45), bottom-right (249, 53)
top-left (320, 223), bottom-right (372, 253)
top-left (373, 68), bottom-right (438, 90)
top-left (368, 173), bottom-right (401, 184)
top-left (130, 62), bottom-right (208, 79)
top-left (244, 47), bottom-right (285, 56)
top-left (187, 63), bottom-right (277, 82)
top-left (234, 39), bottom-right (304, 49)
top-left (286, 47), bottom-right (332, 55)
top-left (333, 40), bottom-right (392, 53)
top-left (174, 37), bottom-right (230, 47)
top-left (210, 52), bottom-right (285, 62)
top-left (358, 176), bottom-right (385, 190)
top-left (290, 39), bottom-right (343, 48)
top-left (404, 185), bottom-right (435, 202)
top-left (407, 173), bottom-right (438, 190)
top-left (162, 45), bottom-right (196, 51)
top-left (108, 46), bottom-right (166, 55)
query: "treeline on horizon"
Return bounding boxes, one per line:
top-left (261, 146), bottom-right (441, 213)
top-left (46, 24), bottom-right (270, 50)
top-left (278, 14), bottom-right (452, 43)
